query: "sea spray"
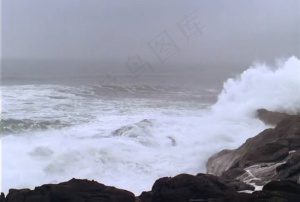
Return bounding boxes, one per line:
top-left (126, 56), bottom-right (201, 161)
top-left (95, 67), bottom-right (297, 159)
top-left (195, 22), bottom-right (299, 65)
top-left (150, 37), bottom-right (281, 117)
top-left (2, 56), bottom-right (299, 195)
top-left (213, 56), bottom-right (300, 118)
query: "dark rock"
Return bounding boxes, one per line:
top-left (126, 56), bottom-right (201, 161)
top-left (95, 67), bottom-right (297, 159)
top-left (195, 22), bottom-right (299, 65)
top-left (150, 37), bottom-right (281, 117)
top-left (6, 189), bottom-right (31, 202)
top-left (206, 149), bottom-right (236, 176)
top-left (286, 137), bottom-right (300, 150)
top-left (241, 142), bottom-right (289, 167)
top-left (227, 180), bottom-right (255, 191)
top-left (150, 173), bottom-right (251, 202)
top-left (275, 150), bottom-right (300, 182)
top-left (256, 108), bottom-right (293, 125)
top-left (207, 115), bottom-right (300, 187)
top-left (263, 180), bottom-right (300, 195)
top-left (221, 168), bottom-right (246, 181)
top-left (195, 173), bottom-right (255, 191)
top-left (0, 193), bottom-right (5, 202)
top-left (245, 180), bottom-right (300, 202)
top-left (251, 190), bottom-right (300, 202)
top-left (5, 178), bottom-right (135, 202)
top-left (138, 191), bottom-right (153, 202)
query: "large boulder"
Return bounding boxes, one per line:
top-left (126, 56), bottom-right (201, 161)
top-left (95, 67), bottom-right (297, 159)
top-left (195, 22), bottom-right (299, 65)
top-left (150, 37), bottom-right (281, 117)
top-left (207, 114), bottom-right (300, 186)
top-left (5, 178), bottom-right (135, 202)
top-left (263, 180), bottom-right (300, 194)
top-left (275, 150), bottom-right (300, 182)
top-left (144, 173), bottom-right (253, 202)
top-left (247, 181), bottom-right (300, 202)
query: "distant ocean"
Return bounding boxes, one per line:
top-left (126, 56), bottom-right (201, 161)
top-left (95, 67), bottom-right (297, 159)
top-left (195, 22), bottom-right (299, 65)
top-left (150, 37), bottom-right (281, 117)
top-left (1, 56), bottom-right (300, 194)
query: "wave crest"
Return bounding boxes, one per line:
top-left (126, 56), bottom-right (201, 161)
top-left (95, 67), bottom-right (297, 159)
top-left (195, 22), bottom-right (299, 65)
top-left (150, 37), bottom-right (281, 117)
top-left (212, 56), bottom-right (300, 118)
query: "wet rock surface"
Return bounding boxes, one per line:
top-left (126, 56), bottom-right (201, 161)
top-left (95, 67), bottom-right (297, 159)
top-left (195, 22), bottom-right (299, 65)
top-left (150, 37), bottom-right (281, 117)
top-left (207, 113), bottom-right (300, 187)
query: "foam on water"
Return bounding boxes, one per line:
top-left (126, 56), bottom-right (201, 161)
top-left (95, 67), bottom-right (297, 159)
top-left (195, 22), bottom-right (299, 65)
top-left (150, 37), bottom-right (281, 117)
top-left (2, 56), bottom-right (300, 195)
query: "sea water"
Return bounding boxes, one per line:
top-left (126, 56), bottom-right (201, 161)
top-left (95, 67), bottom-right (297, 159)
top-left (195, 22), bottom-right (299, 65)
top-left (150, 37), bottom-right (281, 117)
top-left (1, 56), bottom-right (299, 195)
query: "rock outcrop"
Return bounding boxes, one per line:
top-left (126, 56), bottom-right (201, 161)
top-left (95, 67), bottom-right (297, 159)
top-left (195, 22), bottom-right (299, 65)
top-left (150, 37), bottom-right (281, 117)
top-left (256, 108), bottom-right (295, 125)
top-left (138, 173), bottom-right (253, 202)
top-left (249, 180), bottom-right (300, 202)
top-left (3, 175), bottom-right (300, 202)
top-left (137, 173), bottom-right (300, 202)
top-left (4, 179), bottom-right (135, 202)
top-left (207, 112), bottom-right (300, 187)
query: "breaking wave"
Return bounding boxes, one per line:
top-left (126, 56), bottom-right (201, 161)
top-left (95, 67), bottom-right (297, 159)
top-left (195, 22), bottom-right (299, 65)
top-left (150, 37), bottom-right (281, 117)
top-left (2, 56), bottom-right (299, 195)
top-left (213, 56), bottom-right (300, 118)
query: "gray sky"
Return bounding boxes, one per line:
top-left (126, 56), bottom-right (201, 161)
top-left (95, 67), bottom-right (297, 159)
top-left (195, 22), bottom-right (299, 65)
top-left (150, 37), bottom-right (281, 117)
top-left (2, 0), bottom-right (300, 81)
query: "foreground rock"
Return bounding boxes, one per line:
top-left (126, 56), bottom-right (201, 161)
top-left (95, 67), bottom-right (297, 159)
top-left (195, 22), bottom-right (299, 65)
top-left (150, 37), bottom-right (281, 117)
top-left (138, 173), bottom-right (254, 202)
top-left (138, 174), bottom-right (300, 202)
top-left (3, 174), bottom-right (253, 202)
top-left (250, 180), bottom-right (300, 202)
top-left (4, 179), bottom-right (135, 202)
top-left (2, 175), bottom-right (300, 202)
top-left (207, 112), bottom-right (300, 187)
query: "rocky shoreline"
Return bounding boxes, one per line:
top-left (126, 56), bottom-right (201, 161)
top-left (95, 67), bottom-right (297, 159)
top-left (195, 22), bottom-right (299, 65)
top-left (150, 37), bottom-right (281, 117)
top-left (2, 109), bottom-right (300, 202)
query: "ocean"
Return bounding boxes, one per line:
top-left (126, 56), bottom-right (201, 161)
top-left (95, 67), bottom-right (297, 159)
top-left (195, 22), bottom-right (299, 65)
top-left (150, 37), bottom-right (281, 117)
top-left (1, 56), bottom-right (300, 195)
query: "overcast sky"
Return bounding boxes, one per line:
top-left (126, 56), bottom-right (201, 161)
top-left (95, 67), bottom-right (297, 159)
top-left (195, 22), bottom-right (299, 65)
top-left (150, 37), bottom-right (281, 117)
top-left (2, 0), bottom-right (300, 79)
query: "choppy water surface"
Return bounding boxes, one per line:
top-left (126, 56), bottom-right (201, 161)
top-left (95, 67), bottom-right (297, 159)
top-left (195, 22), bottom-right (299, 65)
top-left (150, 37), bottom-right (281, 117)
top-left (2, 56), bottom-right (300, 194)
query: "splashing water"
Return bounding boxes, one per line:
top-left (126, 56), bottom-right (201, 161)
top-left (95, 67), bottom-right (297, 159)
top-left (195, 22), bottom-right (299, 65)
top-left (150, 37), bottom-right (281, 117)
top-left (2, 56), bottom-right (299, 195)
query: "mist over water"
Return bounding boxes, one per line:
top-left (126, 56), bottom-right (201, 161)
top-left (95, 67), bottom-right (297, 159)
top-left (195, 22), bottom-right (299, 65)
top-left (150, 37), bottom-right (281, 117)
top-left (3, 0), bottom-right (300, 87)
top-left (1, 59), bottom-right (244, 90)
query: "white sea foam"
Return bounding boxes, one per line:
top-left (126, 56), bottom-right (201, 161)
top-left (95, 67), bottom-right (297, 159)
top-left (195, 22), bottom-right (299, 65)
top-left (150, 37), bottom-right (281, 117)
top-left (213, 56), bottom-right (300, 118)
top-left (2, 56), bottom-right (299, 195)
